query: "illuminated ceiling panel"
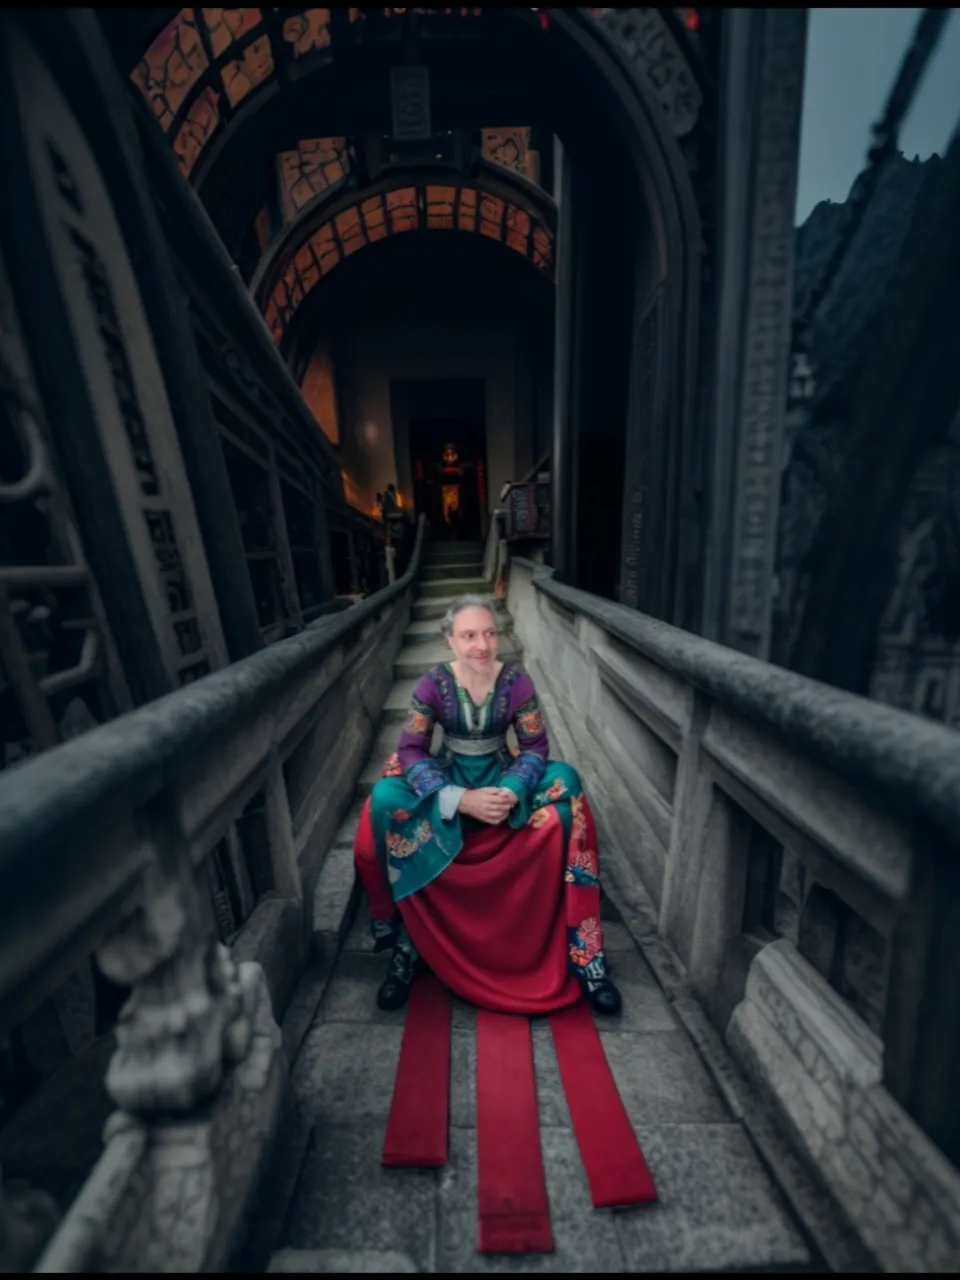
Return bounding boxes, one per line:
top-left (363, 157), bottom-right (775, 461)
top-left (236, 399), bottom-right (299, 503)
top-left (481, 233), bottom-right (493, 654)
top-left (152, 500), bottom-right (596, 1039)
top-left (131, 8), bottom-right (209, 132)
top-left (279, 138), bottom-right (351, 226)
top-left (221, 33), bottom-right (275, 107)
top-left (203, 8), bottom-right (262, 57)
top-left (261, 180), bottom-right (555, 346)
top-left (131, 8), bottom-right (700, 180)
top-left (283, 9), bottom-right (333, 57)
top-left (173, 86), bottom-right (221, 178)
top-left (131, 7), bottom-right (331, 178)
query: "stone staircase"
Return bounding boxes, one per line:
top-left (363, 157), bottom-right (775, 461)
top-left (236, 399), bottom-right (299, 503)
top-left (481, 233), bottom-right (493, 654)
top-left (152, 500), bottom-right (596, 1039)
top-left (357, 541), bottom-right (519, 798)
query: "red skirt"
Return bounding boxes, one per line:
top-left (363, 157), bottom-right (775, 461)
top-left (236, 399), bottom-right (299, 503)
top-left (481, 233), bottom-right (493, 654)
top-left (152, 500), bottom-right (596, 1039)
top-left (355, 800), bottom-right (583, 1015)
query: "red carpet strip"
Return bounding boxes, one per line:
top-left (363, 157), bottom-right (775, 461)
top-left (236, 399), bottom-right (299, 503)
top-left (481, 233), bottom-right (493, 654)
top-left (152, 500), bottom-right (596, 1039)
top-left (475, 1009), bottom-right (554, 1254)
top-left (549, 1000), bottom-right (658, 1208)
top-left (381, 972), bottom-right (451, 1167)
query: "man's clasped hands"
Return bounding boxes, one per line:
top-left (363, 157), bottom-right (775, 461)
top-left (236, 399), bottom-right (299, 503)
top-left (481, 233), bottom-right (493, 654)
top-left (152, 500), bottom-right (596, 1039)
top-left (457, 787), bottom-right (520, 825)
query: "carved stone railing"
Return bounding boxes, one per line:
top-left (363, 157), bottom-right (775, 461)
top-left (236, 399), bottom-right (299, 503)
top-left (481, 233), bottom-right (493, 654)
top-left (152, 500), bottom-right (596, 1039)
top-left (328, 506), bottom-right (390, 601)
top-left (0, 518), bottom-right (426, 1271)
top-left (507, 557), bottom-right (960, 1273)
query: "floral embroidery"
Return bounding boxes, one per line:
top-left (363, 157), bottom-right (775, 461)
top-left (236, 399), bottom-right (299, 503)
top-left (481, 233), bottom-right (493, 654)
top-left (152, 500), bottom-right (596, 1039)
top-left (567, 850), bottom-right (599, 886)
top-left (537, 777), bottom-right (566, 803)
top-left (528, 808), bottom-right (553, 830)
top-left (385, 819), bottom-right (433, 859)
top-left (568, 915), bottom-right (603, 967)
top-left (565, 795), bottom-right (599, 885)
top-left (571, 793), bottom-right (586, 841)
top-left (516, 701), bottom-right (544, 739)
top-left (382, 753), bottom-right (403, 777)
top-left (405, 708), bottom-right (432, 736)
top-left (517, 710), bottom-right (543, 737)
top-left (386, 831), bottom-right (418, 858)
top-left (392, 808), bottom-right (411, 823)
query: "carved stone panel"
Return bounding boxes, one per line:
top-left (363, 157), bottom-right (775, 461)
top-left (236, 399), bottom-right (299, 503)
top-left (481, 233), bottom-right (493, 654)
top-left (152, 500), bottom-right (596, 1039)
top-left (11, 29), bottom-right (229, 684)
top-left (0, 249), bottom-right (131, 771)
top-left (590, 8), bottom-right (703, 139)
top-left (725, 9), bottom-right (807, 659)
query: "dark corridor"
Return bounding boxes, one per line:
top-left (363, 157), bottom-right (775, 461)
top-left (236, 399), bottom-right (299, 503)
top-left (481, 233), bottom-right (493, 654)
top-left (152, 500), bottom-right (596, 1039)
top-left (393, 378), bottom-right (487, 541)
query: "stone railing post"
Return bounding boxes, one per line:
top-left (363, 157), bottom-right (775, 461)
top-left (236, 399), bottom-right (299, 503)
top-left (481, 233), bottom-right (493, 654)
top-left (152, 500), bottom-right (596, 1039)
top-left (658, 691), bottom-right (713, 962)
top-left (36, 806), bottom-right (285, 1273)
top-left (95, 819), bottom-right (245, 1117)
top-left (263, 751), bottom-right (302, 906)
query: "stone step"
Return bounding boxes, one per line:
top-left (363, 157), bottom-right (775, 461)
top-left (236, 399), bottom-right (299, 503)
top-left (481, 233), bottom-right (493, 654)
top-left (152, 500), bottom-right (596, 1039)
top-left (403, 616), bottom-right (514, 647)
top-left (423, 541), bottom-right (483, 559)
top-left (383, 678), bottom-right (417, 722)
top-left (394, 639), bottom-right (521, 681)
top-left (412, 595), bottom-right (506, 622)
top-left (422, 552), bottom-right (484, 567)
top-left (422, 562), bottom-right (483, 581)
top-left (357, 733), bottom-right (399, 796)
top-left (417, 576), bottom-right (489, 598)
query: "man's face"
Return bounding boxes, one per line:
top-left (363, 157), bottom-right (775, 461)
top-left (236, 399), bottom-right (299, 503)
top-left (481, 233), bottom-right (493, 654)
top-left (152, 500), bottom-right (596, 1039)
top-left (447, 606), bottom-right (499, 676)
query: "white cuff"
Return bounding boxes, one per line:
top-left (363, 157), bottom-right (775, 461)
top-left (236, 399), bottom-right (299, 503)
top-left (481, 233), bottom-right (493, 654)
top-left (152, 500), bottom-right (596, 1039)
top-left (438, 785), bottom-right (466, 820)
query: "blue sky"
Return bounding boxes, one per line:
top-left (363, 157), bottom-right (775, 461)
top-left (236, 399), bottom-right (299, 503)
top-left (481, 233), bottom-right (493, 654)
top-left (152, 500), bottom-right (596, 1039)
top-left (795, 8), bottom-right (960, 224)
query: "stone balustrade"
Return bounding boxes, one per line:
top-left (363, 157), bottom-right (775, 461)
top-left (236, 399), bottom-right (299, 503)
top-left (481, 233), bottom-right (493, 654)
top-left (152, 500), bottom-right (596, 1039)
top-left (508, 556), bottom-right (960, 1272)
top-left (0, 520), bottom-right (426, 1271)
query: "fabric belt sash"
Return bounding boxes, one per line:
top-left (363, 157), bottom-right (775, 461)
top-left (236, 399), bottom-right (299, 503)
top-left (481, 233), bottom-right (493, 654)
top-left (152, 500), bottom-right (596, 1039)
top-left (445, 734), bottom-right (505, 756)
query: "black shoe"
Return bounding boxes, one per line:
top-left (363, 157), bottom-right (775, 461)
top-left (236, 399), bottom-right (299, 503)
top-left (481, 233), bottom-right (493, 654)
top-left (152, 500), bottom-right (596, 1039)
top-left (376, 946), bottom-right (419, 1011)
top-left (584, 978), bottom-right (622, 1016)
top-left (574, 956), bottom-right (622, 1016)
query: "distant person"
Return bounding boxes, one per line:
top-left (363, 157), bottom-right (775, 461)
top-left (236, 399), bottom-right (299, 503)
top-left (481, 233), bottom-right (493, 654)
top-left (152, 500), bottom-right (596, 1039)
top-left (383, 483), bottom-right (405, 547)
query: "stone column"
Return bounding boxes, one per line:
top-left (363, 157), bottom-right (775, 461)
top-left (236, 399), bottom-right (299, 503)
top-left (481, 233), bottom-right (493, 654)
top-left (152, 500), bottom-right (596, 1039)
top-left (549, 138), bottom-right (585, 586)
top-left (701, 9), bottom-right (808, 659)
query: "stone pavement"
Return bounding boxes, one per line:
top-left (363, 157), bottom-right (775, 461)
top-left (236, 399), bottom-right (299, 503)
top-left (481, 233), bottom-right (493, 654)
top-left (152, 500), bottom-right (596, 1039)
top-left (266, 542), bottom-right (820, 1273)
top-left (272, 898), bottom-right (816, 1273)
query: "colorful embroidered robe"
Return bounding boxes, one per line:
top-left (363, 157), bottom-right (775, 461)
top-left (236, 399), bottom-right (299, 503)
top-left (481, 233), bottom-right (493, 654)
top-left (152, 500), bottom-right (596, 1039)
top-left (370, 661), bottom-right (570, 900)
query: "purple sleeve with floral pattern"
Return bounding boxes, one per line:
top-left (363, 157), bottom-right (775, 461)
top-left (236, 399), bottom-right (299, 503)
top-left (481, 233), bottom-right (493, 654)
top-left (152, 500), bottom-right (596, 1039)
top-left (396, 671), bottom-right (449, 799)
top-left (501, 668), bottom-right (550, 794)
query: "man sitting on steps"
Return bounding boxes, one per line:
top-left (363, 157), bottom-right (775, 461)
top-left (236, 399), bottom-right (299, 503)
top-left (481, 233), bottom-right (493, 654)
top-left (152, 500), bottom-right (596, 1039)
top-left (353, 594), bottom-right (623, 1018)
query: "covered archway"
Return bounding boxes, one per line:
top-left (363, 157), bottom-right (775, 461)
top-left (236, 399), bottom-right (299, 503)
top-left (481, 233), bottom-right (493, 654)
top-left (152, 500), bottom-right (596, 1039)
top-left (289, 219), bottom-right (555, 537)
top-left (113, 5), bottom-right (706, 623)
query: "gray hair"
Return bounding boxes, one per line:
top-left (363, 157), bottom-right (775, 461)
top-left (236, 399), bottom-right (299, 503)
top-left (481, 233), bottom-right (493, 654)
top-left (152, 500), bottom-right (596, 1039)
top-left (439, 594), bottom-right (498, 637)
